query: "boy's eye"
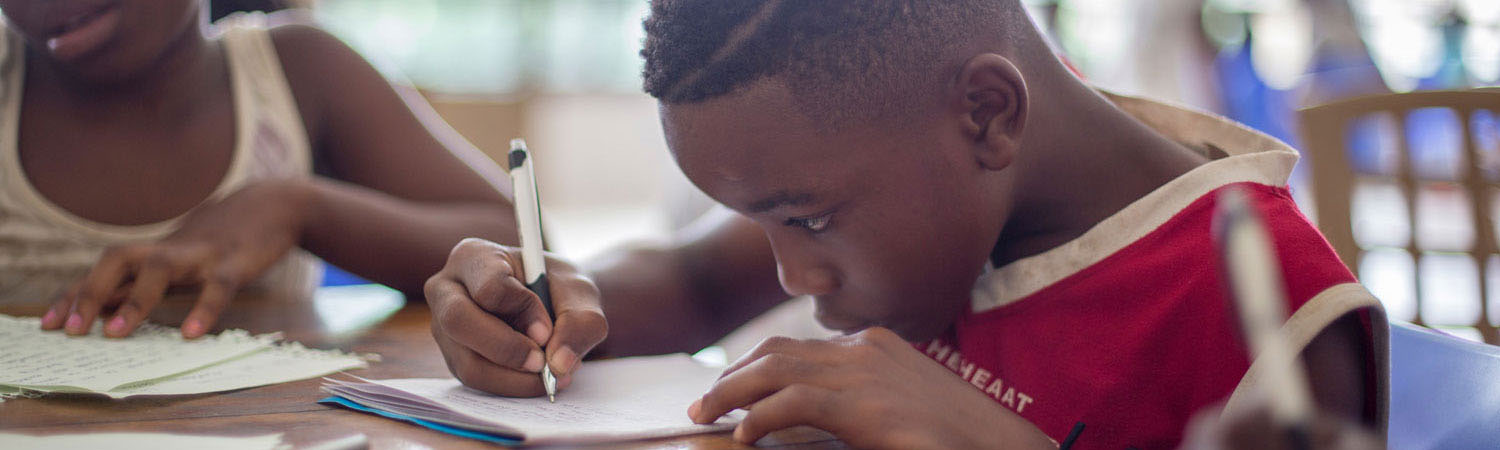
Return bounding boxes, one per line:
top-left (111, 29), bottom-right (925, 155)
top-left (785, 213), bottom-right (832, 233)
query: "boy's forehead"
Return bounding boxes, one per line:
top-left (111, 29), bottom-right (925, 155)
top-left (659, 77), bottom-right (928, 207)
top-left (660, 79), bottom-right (810, 142)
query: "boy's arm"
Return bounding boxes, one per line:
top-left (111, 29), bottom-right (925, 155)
top-left (586, 207), bottom-right (789, 357)
top-left (424, 210), bottom-right (783, 396)
top-left (1182, 313), bottom-right (1379, 450)
top-left (1303, 312), bottom-right (1373, 426)
top-left (269, 18), bottom-right (519, 295)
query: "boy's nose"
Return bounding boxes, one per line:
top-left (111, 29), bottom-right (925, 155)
top-left (776, 258), bottom-right (838, 297)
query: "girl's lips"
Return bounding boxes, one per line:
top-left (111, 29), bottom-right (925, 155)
top-left (45, 3), bottom-right (121, 62)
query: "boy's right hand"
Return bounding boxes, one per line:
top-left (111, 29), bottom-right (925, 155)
top-left (425, 238), bottom-right (608, 397)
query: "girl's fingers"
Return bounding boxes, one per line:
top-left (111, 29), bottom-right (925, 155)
top-left (66, 247), bottom-right (141, 335)
top-left (107, 253), bottom-right (183, 337)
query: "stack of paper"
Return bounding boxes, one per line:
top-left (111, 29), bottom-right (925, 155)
top-left (322, 354), bottom-right (741, 445)
top-left (0, 314), bottom-right (370, 399)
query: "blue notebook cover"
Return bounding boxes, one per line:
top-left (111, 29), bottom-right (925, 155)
top-left (319, 396), bottom-right (523, 445)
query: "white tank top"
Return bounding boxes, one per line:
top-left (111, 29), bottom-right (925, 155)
top-left (0, 13), bottom-right (320, 304)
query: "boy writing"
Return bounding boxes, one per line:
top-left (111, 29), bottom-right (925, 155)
top-left (424, 1), bottom-right (1387, 447)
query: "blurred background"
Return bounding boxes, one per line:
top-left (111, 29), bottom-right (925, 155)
top-left (222, 0), bottom-right (1497, 339)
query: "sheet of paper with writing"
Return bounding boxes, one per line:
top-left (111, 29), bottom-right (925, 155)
top-left (0, 432), bottom-right (285, 450)
top-left (323, 353), bottom-right (742, 445)
top-left (0, 314), bottom-right (369, 398)
top-left (0, 315), bottom-right (270, 392)
top-left (108, 341), bottom-right (369, 398)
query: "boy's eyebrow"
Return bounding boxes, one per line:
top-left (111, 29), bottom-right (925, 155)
top-left (746, 191), bottom-right (816, 214)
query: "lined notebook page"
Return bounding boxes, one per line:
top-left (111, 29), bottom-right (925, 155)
top-left (325, 354), bottom-right (741, 445)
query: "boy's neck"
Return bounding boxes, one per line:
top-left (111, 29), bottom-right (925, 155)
top-left (27, 21), bottom-right (221, 119)
top-left (990, 62), bottom-right (1208, 268)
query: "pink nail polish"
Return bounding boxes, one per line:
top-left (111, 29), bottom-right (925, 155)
top-left (41, 309), bottom-right (57, 324)
top-left (183, 319), bottom-right (202, 337)
top-left (107, 316), bottom-right (127, 334)
top-left (65, 314), bottom-right (84, 331)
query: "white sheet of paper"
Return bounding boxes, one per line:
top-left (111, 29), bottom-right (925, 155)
top-left (0, 315), bottom-right (270, 392)
top-left (324, 354), bottom-right (741, 445)
top-left (0, 432), bottom-right (285, 450)
top-left (107, 343), bottom-right (368, 398)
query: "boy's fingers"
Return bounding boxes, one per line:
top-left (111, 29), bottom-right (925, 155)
top-left (546, 307), bottom-right (607, 376)
top-left (542, 272), bottom-right (606, 376)
top-left (433, 332), bottom-right (548, 398)
top-left (730, 384), bottom-right (838, 444)
top-left (109, 263), bottom-right (173, 338)
top-left (476, 275), bottom-right (553, 343)
top-left (695, 353), bottom-right (826, 424)
top-left (431, 278), bottom-right (546, 372)
top-left (452, 248), bottom-right (553, 342)
top-left (721, 336), bottom-right (833, 380)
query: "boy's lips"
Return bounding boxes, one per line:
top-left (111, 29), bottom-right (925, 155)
top-left (43, 1), bottom-right (122, 62)
top-left (813, 304), bottom-right (873, 334)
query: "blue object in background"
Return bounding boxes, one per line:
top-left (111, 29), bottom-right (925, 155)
top-left (1214, 39), bottom-right (1298, 148)
top-left (1388, 321), bottom-right (1500, 449)
top-left (321, 263), bottom-right (371, 287)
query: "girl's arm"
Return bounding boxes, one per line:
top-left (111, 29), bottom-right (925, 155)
top-left (269, 17), bottom-right (518, 295)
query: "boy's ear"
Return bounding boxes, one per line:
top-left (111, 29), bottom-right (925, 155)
top-left (953, 54), bottom-right (1028, 171)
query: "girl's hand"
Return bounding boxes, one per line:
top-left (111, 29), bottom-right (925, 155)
top-left (690, 327), bottom-right (1056, 449)
top-left (425, 238), bottom-right (608, 397)
top-left (39, 179), bottom-right (313, 338)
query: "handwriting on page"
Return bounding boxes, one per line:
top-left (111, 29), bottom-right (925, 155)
top-left (340, 354), bottom-right (741, 444)
top-left (110, 344), bottom-right (367, 398)
top-left (0, 315), bottom-right (269, 392)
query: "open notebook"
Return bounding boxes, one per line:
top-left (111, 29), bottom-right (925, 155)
top-left (321, 353), bottom-right (742, 445)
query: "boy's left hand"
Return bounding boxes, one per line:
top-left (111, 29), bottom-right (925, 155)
top-left (689, 327), bottom-right (1055, 449)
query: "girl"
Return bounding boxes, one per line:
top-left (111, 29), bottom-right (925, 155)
top-left (0, 0), bottom-right (518, 338)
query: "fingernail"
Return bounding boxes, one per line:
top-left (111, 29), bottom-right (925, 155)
top-left (550, 347), bottom-right (577, 375)
top-left (106, 316), bottom-right (127, 335)
top-left (41, 309), bottom-right (57, 325)
top-left (687, 399), bottom-right (702, 421)
top-left (65, 314), bottom-right (84, 332)
top-left (526, 321), bottom-right (550, 345)
top-left (183, 319), bottom-right (203, 337)
top-left (523, 350), bottom-right (544, 373)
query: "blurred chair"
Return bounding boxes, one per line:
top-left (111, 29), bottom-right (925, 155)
top-left (1388, 321), bottom-right (1500, 449)
top-left (1299, 89), bottom-right (1500, 344)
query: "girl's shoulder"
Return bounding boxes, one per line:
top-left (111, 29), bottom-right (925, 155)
top-left (214, 10), bottom-right (397, 152)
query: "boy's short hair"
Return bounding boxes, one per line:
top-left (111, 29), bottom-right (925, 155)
top-left (640, 0), bottom-right (1027, 124)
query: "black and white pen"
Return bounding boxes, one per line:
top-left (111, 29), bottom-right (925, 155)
top-left (507, 138), bottom-right (557, 402)
top-left (1215, 187), bottom-right (1313, 450)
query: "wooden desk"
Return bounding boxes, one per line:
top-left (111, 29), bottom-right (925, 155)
top-left (0, 288), bottom-right (841, 449)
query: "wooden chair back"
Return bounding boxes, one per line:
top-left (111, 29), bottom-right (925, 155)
top-left (1299, 89), bottom-right (1500, 344)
